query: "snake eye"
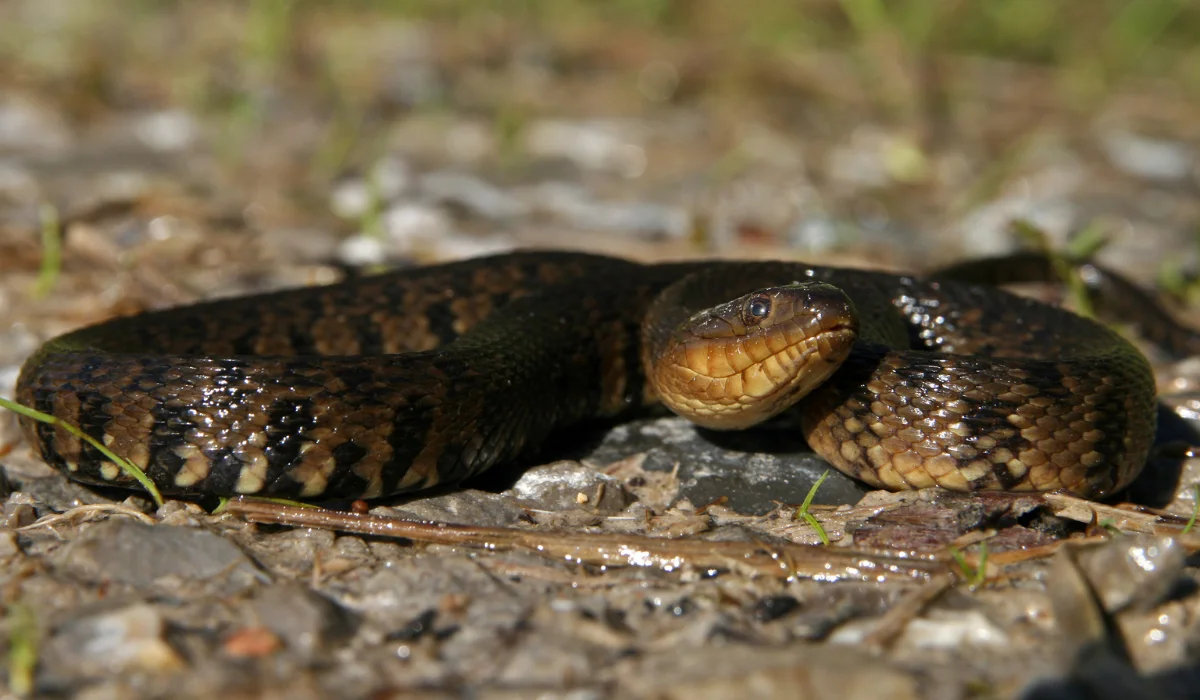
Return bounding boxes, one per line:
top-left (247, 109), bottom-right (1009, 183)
top-left (744, 295), bottom-right (772, 325)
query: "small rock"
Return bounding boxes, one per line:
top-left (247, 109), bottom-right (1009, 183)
top-left (1072, 535), bottom-right (1185, 613)
top-left (3, 501), bottom-right (35, 528)
top-left (383, 201), bottom-right (454, 248)
top-left (787, 216), bottom-right (843, 253)
top-left (41, 603), bottom-right (184, 685)
top-left (0, 160), bottom-right (39, 203)
top-left (258, 227), bottom-right (340, 264)
top-left (526, 182), bottom-right (689, 238)
top-left (525, 119), bottom-right (647, 177)
top-left (133, 109), bottom-right (201, 152)
top-left (826, 126), bottom-right (894, 189)
top-left (58, 520), bottom-right (264, 594)
top-left (1100, 129), bottom-right (1193, 182)
top-left (352, 556), bottom-right (510, 632)
top-left (330, 157), bottom-right (412, 220)
top-left (894, 609), bottom-right (1009, 650)
top-left (510, 461), bottom-right (630, 513)
top-left (616, 643), bottom-right (922, 699)
top-left (383, 490), bottom-right (525, 528)
top-left (0, 528), bottom-right (20, 558)
top-left (371, 156), bottom-right (413, 201)
top-left (222, 626), bottom-right (283, 658)
top-left (581, 416), bottom-right (868, 514)
top-left (337, 234), bottom-right (386, 267)
top-left (444, 121), bottom-right (495, 162)
top-left (249, 583), bottom-right (359, 662)
top-left (420, 170), bottom-right (528, 220)
top-left (0, 94), bottom-right (70, 152)
top-left (330, 179), bottom-right (376, 220)
top-left (492, 629), bottom-right (607, 688)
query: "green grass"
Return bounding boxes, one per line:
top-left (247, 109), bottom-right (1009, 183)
top-left (948, 542), bottom-right (988, 588)
top-left (792, 470), bottom-right (831, 545)
top-left (1183, 484), bottom-right (1200, 535)
top-left (1, 1), bottom-right (1196, 191)
top-left (6, 602), bottom-right (38, 697)
top-left (0, 397), bottom-right (163, 507)
top-left (30, 203), bottom-right (61, 300)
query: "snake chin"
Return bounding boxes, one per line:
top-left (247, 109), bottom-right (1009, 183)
top-left (654, 318), bottom-right (859, 431)
top-left (717, 323), bottom-right (859, 431)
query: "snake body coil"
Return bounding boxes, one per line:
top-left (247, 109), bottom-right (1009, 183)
top-left (15, 251), bottom-right (1159, 500)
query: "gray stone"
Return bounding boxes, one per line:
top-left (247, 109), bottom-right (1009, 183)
top-left (57, 520), bottom-right (265, 595)
top-left (250, 583), bottom-right (359, 663)
top-left (39, 603), bottom-right (184, 688)
top-left (581, 416), bottom-right (869, 514)
top-left (509, 461), bottom-right (631, 513)
top-left (383, 490), bottom-right (525, 527)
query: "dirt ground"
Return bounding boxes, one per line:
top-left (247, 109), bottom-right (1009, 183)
top-left (3, 3), bottom-right (1200, 698)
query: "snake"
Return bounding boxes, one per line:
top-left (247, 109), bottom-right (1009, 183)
top-left (14, 251), bottom-right (1169, 501)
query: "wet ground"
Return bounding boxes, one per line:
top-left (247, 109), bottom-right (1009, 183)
top-left (4, 3), bottom-right (1200, 698)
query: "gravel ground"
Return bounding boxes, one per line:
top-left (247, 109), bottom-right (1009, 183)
top-left (3, 4), bottom-right (1200, 698)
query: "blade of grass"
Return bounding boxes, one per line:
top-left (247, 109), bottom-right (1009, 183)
top-left (1183, 484), bottom-right (1200, 535)
top-left (0, 397), bottom-right (163, 507)
top-left (31, 203), bottom-right (61, 299)
top-left (948, 542), bottom-right (988, 588)
top-left (7, 602), bottom-right (38, 697)
top-left (792, 470), bottom-right (831, 545)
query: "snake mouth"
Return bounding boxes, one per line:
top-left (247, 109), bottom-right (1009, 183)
top-left (650, 282), bottom-right (859, 430)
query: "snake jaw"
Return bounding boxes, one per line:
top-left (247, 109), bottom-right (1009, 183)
top-left (651, 282), bottom-right (859, 430)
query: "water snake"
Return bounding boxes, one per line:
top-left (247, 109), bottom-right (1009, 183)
top-left (14, 251), bottom-right (1168, 500)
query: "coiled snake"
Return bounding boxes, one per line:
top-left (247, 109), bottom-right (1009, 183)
top-left (15, 251), bottom-right (1170, 500)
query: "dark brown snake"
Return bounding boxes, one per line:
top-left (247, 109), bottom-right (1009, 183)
top-left (14, 251), bottom-right (1181, 501)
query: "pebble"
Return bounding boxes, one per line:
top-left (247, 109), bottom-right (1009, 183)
top-left (41, 603), bottom-right (184, 684)
top-left (894, 609), bottom-right (1009, 649)
top-left (57, 520), bottom-right (265, 594)
top-left (0, 93), bottom-right (70, 152)
top-left (132, 109), bottom-right (200, 152)
top-left (0, 160), bottom-right (39, 202)
top-left (420, 170), bottom-right (528, 221)
top-left (525, 119), bottom-right (648, 178)
top-left (382, 201), bottom-right (454, 247)
top-left (383, 490), bottom-right (525, 528)
top-left (581, 416), bottom-right (868, 513)
top-left (249, 583), bottom-right (360, 662)
top-left (3, 502), bottom-right (36, 529)
top-left (509, 460), bottom-right (631, 513)
top-left (0, 528), bottom-right (20, 558)
top-left (526, 182), bottom-right (689, 238)
top-left (329, 179), bottom-right (377, 221)
top-left (826, 127), bottom-right (895, 189)
top-left (336, 234), bottom-right (386, 267)
top-left (329, 158), bottom-right (412, 220)
top-left (1072, 535), bottom-right (1185, 613)
top-left (616, 643), bottom-right (922, 699)
top-left (1100, 129), bottom-right (1193, 182)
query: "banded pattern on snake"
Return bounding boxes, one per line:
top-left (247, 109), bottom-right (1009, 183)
top-left (15, 251), bottom-right (1164, 500)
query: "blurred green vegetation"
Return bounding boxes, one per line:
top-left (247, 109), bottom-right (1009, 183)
top-left (7, 1), bottom-right (1195, 86)
top-left (2, 0), bottom-right (1196, 177)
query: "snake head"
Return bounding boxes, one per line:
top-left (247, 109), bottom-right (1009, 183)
top-left (652, 281), bottom-right (859, 430)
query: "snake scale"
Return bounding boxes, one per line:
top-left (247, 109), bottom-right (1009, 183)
top-left (15, 251), bottom-right (1166, 500)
